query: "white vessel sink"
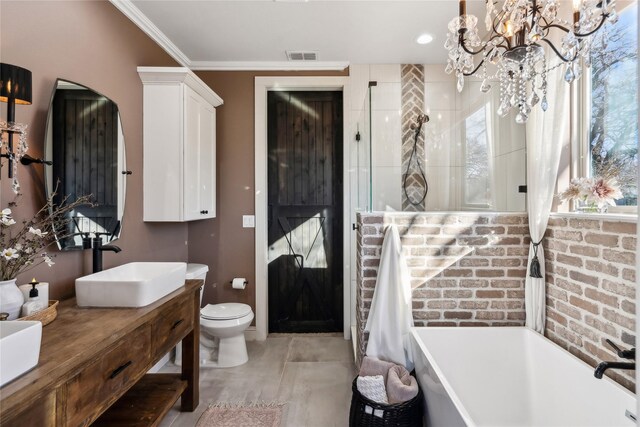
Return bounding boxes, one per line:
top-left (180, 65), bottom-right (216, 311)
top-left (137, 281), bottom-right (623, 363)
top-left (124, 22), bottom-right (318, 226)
top-left (75, 262), bottom-right (187, 308)
top-left (0, 321), bottom-right (42, 387)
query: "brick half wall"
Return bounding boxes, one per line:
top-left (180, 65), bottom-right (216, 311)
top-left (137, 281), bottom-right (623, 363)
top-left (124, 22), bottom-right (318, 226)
top-left (356, 212), bottom-right (530, 368)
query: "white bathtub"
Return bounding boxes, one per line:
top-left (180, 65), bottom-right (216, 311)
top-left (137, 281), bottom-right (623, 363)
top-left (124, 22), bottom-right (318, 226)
top-left (410, 327), bottom-right (636, 427)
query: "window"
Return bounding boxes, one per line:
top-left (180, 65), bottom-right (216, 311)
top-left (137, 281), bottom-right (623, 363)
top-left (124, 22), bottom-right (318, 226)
top-left (463, 105), bottom-right (492, 208)
top-left (586, 3), bottom-right (638, 207)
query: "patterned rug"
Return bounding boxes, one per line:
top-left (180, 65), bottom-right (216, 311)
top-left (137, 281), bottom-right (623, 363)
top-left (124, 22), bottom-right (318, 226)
top-left (196, 402), bottom-right (286, 427)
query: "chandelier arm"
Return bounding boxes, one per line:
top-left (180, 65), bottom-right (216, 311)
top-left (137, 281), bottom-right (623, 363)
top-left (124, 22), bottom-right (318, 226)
top-left (542, 13), bottom-right (607, 38)
top-left (574, 15), bottom-right (609, 37)
top-left (459, 37), bottom-right (487, 56)
top-left (462, 59), bottom-right (486, 77)
top-left (541, 23), bottom-right (571, 34)
top-left (491, 10), bottom-right (511, 49)
top-left (538, 38), bottom-right (577, 63)
top-left (487, 34), bottom-right (507, 45)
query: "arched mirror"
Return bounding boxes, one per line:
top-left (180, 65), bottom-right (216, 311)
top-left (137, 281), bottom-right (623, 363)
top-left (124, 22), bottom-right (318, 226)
top-left (45, 79), bottom-right (126, 250)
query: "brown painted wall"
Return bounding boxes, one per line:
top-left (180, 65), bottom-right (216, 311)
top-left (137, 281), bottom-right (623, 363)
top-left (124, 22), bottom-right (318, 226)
top-left (0, 1), bottom-right (187, 299)
top-left (189, 70), bottom-right (348, 316)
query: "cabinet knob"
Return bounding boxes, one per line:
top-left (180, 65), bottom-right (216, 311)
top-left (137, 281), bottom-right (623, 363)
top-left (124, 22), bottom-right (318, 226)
top-left (200, 210), bottom-right (209, 215)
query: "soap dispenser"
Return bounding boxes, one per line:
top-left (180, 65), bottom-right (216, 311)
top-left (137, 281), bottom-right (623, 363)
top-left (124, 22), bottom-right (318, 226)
top-left (21, 281), bottom-right (45, 316)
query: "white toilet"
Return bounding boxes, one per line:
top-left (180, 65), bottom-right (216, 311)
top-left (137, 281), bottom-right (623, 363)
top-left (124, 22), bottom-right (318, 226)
top-left (179, 263), bottom-right (254, 368)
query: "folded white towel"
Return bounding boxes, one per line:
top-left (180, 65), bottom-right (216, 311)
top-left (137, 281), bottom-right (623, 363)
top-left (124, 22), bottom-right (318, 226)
top-left (356, 375), bottom-right (389, 404)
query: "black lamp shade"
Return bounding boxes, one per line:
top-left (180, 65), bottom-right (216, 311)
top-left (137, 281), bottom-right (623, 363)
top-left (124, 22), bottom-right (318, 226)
top-left (0, 63), bottom-right (32, 105)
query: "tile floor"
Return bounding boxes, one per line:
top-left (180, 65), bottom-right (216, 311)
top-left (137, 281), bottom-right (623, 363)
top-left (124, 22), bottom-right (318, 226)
top-left (159, 334), bottom-right (356, 427)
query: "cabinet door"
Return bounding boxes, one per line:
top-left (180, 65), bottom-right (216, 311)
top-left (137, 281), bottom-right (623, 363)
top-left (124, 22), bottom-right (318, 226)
top-left (199, 103), bottom-right (216, 218)
top-left (183, 86), bottom-right (202, 221)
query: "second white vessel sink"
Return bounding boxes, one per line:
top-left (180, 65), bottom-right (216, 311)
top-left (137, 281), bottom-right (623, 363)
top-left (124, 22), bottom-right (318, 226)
top-left (75, 262), bottom-right (187, 308)
top-left (0, 321), bottom-right (42, 387)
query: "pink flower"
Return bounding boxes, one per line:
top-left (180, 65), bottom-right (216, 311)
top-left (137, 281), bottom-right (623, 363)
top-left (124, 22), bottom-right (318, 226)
top-left (590, 178), bottom-right (623, 207)
top-left (558, 176), bottom-right (623, 208)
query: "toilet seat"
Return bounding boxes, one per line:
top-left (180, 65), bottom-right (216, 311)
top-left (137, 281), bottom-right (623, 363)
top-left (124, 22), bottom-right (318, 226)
top-left (201, 303), bottom-right (252, 320)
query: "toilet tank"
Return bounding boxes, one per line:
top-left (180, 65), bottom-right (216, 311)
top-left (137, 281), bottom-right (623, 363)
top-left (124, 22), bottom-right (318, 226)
top-left (186, 263), bottom-right (209, 281)
top-left (186, 263), bottom-right (209, 305)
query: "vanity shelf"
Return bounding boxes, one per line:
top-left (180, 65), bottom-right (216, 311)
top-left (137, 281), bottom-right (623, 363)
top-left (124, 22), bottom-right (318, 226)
top-left (0, 279), bottom-right (202, 427)
top-left (93, 374), bottom-right (187, 427)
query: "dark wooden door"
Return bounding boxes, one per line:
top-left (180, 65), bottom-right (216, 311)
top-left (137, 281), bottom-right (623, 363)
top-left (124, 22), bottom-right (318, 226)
top-left (267, 91), bottom-right (343, 333)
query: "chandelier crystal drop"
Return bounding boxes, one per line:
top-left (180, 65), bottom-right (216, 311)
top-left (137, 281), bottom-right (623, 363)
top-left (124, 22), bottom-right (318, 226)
top-left (445, 0), bottom-right (618, 123)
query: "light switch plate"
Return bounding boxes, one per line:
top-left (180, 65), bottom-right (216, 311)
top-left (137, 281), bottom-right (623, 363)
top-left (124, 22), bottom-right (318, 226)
top-left (243, 215), bottom-right (255, 228)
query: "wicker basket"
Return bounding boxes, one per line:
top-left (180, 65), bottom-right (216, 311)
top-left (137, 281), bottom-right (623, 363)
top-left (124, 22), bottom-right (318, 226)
top-left (18, 300), bottom-right (59, 326)
top-left (349, 376), bottom-right (424, 427)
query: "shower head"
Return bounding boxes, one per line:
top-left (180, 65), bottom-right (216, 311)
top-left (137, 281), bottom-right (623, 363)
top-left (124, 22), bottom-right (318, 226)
top-left (410, 114), bottom-right (430, 130)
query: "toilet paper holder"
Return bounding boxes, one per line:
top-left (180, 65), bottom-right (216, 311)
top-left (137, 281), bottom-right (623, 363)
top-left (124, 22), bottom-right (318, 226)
top-left (229, 279), bottom-right (249, 285)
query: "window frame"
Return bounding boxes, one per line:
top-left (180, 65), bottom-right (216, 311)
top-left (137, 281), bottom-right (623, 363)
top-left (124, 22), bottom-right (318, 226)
top-left (575, 4), bottom-right (638, 214)
top-left (461, 101), bottom-right (493, 211)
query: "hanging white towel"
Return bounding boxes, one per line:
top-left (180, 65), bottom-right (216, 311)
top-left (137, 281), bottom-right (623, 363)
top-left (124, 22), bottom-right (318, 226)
top-left (365, 224), bottom-right (414, 371)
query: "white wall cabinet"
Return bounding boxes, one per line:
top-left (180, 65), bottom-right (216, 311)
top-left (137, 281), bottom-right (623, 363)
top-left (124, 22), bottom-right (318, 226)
top-left (138, 67), bottom-right (223, 222)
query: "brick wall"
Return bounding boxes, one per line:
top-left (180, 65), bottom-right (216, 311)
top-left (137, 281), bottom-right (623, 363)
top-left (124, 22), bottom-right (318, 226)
top-left (356, 212), bottom-right (530, 367)
top-left (544, 215), bottom-right (637, 391)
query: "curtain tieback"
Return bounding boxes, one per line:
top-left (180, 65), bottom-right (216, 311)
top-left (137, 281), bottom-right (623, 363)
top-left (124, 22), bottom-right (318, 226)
top-left (529, 239), bottom-right (544, 278)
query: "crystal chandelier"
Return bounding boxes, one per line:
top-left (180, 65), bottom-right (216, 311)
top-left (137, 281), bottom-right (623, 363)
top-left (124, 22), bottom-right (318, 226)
top-left (445, 0), bottom-right (619, 123)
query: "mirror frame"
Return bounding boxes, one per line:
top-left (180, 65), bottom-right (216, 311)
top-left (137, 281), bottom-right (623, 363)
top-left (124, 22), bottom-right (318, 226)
top-left (44, 78), bottom-right (127, 251)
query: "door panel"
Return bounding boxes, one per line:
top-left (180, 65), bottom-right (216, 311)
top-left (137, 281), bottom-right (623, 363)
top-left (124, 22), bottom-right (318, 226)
top-left (183, 86), bottom-right (201, 220)
top-left (199, 104), bottom-right (215, 217)
top-left (267, 91), bottom-right (343, 333)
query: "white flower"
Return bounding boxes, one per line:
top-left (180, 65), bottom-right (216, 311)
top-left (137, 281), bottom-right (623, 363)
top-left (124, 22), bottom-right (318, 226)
top-left (28, 227), bottom-right (48, 237)
top-left (43, 255), bottom-right (55, 267)
top-left (2, 248), bottom-right (19, 260)
top-left (14, 243), bottom-right (22, 251)
top-left (0, 208), bottom-right (14, 226)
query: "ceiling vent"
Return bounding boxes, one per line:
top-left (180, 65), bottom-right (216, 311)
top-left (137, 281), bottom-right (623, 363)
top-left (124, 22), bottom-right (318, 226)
top-left (286, 51), bottom-right (318, 61)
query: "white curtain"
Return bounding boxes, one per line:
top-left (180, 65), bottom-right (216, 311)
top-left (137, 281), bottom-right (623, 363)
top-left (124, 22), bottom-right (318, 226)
top-left (525, 66), bottom-right (569, 333)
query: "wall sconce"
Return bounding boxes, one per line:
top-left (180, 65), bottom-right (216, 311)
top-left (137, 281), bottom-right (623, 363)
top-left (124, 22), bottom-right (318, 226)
top-left (0, 63), bottom-right (32, 193)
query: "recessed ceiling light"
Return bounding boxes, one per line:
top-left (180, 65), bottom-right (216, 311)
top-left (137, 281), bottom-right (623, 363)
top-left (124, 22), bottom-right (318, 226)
top-left (416, 34), bottom-right (434, 45)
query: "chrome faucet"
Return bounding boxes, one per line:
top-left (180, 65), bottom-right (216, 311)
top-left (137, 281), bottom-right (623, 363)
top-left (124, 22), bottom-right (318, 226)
top-left (92, 234), bottom-right (121, 273)
top-left (594, 339), bottom-right (635, 379)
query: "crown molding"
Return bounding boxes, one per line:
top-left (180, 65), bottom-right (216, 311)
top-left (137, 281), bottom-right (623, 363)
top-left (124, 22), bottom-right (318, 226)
top-left (110, 0), bottom-right (191, 67)
top-left (190, 61), bottom-right (350, 71)
top-left (110, 1), bottom-right (350, 72)
top-left (137, 67), bottom-right (224, 106)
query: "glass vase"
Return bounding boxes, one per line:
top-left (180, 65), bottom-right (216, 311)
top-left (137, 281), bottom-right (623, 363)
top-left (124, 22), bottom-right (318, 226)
top-left (0, 278), bottom-right (25, 320)
top-left (574, 200), bottom-right (607, 214)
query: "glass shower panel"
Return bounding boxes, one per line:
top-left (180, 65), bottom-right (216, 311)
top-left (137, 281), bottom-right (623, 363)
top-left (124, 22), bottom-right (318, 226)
top-left (369, 82), bottom-right (403, 211)
top-left (349, 85), bottom-right (372, 331)
top-left (365, 73), bottom-right (526, 213)
top-left (353, 90), bottom-right (371, 213)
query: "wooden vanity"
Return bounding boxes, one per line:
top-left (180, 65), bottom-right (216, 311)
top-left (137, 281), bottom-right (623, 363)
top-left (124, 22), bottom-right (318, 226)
top-left (0, 279), bottom-right (201, 426)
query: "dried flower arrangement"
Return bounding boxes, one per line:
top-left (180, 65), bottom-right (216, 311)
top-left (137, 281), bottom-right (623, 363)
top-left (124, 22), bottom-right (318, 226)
top-left (0, 192), bottom-right (93, 281)
top-left (558, 176), bottom-right (623, 212)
